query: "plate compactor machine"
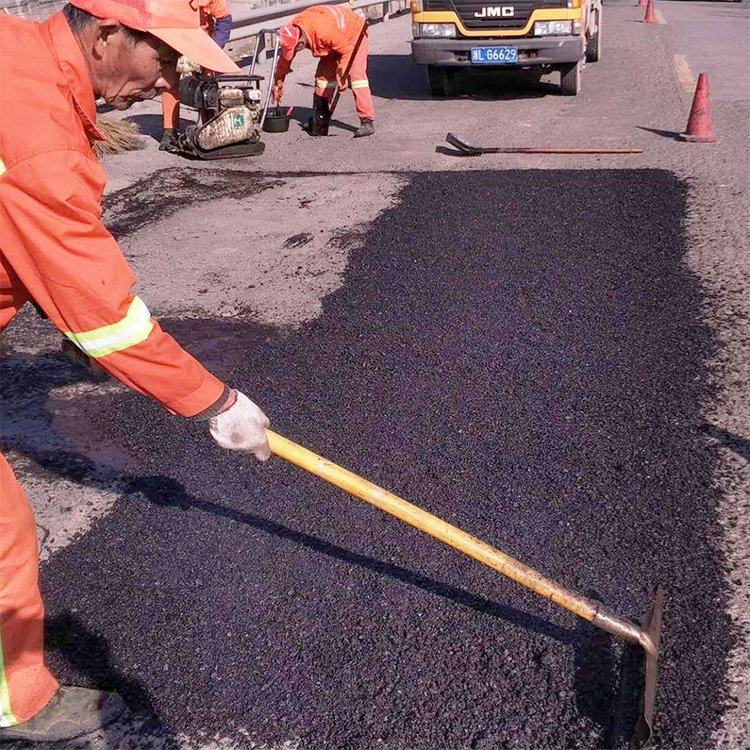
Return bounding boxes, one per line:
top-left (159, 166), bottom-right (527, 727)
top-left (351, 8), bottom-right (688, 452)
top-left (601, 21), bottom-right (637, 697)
top-left (173, 72), bottom-right (266, 159)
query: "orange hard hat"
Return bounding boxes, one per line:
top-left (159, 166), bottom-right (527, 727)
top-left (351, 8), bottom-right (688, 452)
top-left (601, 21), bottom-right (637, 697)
top-left (69, 0), bottom-right (239, 73)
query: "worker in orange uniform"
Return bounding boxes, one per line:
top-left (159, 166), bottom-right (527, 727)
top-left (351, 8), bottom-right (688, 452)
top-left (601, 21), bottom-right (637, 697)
top-left (160, 0), bottom-right (234, 151)
top-left (0, 0), bottom-right (271, 742)
top-left (272, 4), bottom-right (375, 138)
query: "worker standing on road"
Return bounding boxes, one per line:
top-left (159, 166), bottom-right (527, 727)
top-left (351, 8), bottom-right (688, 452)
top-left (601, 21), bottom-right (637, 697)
top-left (160, 0), bottom-right (234, 151)
top-left (0, 0), bottom-right (271, 742)
top-left (272, 4), bottom-right (375, 138)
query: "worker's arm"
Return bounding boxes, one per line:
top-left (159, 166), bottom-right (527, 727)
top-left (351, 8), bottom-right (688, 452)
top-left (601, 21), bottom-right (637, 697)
top-left (272, 57), bottom-right (293, 102)
top-left (0, 150), bottom-right (269, 458)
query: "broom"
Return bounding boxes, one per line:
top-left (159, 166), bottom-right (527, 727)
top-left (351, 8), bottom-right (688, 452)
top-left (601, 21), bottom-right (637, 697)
top-left (94, 115), bottom-right (145, 156)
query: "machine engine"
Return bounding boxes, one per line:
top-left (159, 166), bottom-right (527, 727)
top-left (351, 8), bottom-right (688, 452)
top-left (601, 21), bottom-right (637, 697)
top-left (177, 73), bottom-right (266, 159)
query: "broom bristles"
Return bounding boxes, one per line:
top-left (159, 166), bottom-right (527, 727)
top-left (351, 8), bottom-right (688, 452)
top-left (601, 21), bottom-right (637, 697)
top-left (95, 115), bottom-right (145, 156)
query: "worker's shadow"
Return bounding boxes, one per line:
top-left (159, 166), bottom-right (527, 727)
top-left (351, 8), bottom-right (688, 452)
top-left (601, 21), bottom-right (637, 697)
top-left (46, 612), bottom-right (179, 750)
top-left (0, 608), bottom-right (176, 750)
top-left (286, 106), bottom-right (359, 134)
top-left (2, 349), bottom-right (634, 746)
top-left (1, 351), bottom-right (571, 652)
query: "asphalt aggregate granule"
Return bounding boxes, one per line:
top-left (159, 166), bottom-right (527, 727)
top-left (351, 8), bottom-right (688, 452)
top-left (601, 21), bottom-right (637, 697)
top-left (35, 170), bottom-right (729, 750)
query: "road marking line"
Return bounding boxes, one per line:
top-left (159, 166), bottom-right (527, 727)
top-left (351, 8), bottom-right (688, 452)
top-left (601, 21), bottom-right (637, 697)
top-left (655, 9), bottom-right (667, 25)
top-left (673, 54), bottom-right (695, 93)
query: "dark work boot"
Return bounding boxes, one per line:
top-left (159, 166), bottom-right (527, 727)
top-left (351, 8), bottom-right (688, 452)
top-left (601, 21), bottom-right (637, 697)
top-left (0, 686), bottom-right (126, 742)
top-left (158, 128), bottom-right (180, 152)
top-left (353, 119), bottom-right (375, 138)
top-left (309, 94), bottom-right (331, 137)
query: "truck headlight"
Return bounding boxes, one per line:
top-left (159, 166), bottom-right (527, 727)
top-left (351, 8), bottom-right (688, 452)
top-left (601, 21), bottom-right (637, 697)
top-left (417, 23), bottom-right (457, 38)
top-left (534, 21), bottom-right (574, 36)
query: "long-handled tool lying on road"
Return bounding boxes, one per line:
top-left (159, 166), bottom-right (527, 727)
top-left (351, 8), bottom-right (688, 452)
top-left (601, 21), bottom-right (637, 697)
top-left (266, 429), bottom-right (665, 749)
top-left (446, 132), bottom-right (644, 156)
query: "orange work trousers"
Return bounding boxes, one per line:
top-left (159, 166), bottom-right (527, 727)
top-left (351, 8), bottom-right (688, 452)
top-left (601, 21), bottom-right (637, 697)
top-left (314, 35), bottom-right (374, 122)
top-left (0, 453), bottom-right (59, 726)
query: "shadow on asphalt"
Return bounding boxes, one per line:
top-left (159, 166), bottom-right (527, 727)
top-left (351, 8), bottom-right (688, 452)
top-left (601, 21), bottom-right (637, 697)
top-left (573, 592), bottom-right (641, 750)
top-left (637, 126), bottom-right (681, 140)
top-left (127, 111), bottom-right (358, 145)
top-left (1, 352), bottom-right (573, 647)
top-left (46, 612), bottom-right (175, 749)
top-left (3, 348), bottom-right (657, 749)
top-left (367, 53), bottom-right (560, 100)
top-left (703, 423), bottom-right (750, 462)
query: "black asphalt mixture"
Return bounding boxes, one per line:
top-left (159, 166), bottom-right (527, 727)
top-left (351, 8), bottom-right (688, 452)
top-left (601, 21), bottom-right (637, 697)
top-left (34, 170), bottom-right (730, 750)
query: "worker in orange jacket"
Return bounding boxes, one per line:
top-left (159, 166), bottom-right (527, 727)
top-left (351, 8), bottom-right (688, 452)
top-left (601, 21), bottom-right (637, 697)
top-left (0, 0), bottom-right (270, 742)
top-left (272, 4), bottom-right (375, 138)
top-left (160, 0), bottom-right (234, 151)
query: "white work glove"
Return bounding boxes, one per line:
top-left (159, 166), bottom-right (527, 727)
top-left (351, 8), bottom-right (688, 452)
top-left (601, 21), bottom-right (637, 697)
top-left (209, 390), bottom-right (271, 461)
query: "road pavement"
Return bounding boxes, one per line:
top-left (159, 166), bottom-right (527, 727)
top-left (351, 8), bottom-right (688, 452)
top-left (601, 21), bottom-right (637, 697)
top-left (1, 2), bottom-right (748, 749)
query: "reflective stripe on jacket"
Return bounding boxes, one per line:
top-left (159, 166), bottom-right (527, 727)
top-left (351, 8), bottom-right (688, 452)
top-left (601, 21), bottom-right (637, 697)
top-left (0, 12), bottom-right (226, 418)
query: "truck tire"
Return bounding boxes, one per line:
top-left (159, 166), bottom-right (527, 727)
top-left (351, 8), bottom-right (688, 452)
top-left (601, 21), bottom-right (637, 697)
top-left (427, 65), bottom-right (451, 97)
top-left (560, 61), bottom-right (582, 96)
top-left (586, 8), bottom-right (602, 63)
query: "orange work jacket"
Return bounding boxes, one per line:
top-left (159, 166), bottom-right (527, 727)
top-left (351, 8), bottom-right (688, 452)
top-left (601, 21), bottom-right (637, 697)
top-left (277, 4), bottom-right (366, 80)
top-left (199, 0), bottom-right (230, 35)
top-left (0, 13), bottom-right (227, 418)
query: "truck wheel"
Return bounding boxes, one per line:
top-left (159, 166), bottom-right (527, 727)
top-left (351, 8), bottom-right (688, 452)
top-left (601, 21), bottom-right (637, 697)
top-left (586, 8), bottom-right (602, 63)
top-left (560, 61), bottom-right (582, 96)
top-left (427, 66), bottom-right (451, 97)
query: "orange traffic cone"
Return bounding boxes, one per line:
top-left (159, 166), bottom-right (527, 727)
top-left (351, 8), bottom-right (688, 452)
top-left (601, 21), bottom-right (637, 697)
top-left (644, 0), bottom-right (656, 22)
top-left (678, 73), bottom-right (718, 143)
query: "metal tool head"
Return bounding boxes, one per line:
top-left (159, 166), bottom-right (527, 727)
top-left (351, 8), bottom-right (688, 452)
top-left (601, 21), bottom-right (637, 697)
top-left (631, 586), bottom-right (666, 749)
top-left (446, 132), bottom-right (483, 156)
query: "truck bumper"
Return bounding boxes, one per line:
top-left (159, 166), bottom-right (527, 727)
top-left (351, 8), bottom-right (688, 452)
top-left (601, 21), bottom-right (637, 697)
top-left (411, 35), bottom-right (584, 67)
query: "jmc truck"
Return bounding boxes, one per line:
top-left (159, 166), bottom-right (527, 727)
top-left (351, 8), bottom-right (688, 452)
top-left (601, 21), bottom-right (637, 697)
top-left (410, 0), bottom-right (602, 96)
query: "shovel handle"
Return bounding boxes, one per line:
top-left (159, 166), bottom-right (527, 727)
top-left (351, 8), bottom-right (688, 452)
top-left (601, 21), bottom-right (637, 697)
top-left (266, 429), bottom-right (599, 622)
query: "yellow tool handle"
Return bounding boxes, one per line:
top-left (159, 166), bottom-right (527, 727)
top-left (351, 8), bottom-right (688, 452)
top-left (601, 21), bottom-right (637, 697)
top-left (266, 430), bottom-right (598, 623)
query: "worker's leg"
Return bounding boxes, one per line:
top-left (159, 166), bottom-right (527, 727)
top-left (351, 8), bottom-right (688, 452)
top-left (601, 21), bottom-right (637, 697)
top-left (160, 88), bottom-right (181, 151)
top-left (309, 56), bottom-right (337, 135)
top-left (314, 55), bottom-right (339, 107)
top-left (349, 34), bottom-right (375, 127)
top-left (162, 88), bottom-right (179, 130)
top-left (0, 453), bottom-right (59, 727)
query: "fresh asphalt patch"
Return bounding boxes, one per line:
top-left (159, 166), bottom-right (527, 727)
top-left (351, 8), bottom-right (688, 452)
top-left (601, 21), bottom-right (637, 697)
top-left (28, 170), bottom-right (729, 749)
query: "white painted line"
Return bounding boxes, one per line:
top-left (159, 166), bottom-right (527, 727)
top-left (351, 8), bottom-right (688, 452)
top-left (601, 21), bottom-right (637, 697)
top-left (655, 9), bottom-right (667, 25)
top-left (673, 54), bottom-right (696, 93)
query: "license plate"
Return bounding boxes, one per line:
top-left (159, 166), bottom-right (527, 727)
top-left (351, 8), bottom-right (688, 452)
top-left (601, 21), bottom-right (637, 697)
top-left (470, 46), bottom-right (518, 65)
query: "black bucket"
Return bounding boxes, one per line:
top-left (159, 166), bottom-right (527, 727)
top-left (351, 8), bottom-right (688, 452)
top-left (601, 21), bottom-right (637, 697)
top-left (263, 107), bottom-right (291, 133)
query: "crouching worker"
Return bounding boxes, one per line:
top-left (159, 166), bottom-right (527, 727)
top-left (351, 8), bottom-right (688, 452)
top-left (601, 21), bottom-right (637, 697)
top-left (272, 4), bottom-right (374, 138)
top-left (160, 0), bottom-right (233, 151)
top-left (0, 0), bottom-right (270, 742)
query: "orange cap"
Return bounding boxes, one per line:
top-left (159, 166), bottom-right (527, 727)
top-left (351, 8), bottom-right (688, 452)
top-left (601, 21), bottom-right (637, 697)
top-left (70, 0), bottom-right (239, 73)
top-left (277, 23), bottom-right (300, 62)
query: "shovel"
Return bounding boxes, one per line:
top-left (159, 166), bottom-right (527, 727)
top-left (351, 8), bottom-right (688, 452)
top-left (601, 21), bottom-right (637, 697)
top-left (266, 429), bottom-right (665, 748)
top-left (446, 132), bottom-right (644, 156)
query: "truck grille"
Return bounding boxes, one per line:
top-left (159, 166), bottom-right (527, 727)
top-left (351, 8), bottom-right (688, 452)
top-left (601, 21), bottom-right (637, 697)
top-left (423, 0), bottom-right (563, 31)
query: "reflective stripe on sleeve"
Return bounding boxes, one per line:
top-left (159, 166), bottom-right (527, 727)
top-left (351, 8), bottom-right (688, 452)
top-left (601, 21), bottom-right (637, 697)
top-left (0, 158), bottom-right (6, 178)
top-left (351, 79), bottom-right (369, 89)
top-left (64, 296), bottom-right (154, 359)
top-left (0, 629), bottom-right (18, 728)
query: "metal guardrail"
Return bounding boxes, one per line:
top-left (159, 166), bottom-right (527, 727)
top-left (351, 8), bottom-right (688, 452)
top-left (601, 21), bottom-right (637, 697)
top-left (226, 0), bottom-right (411, 64)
